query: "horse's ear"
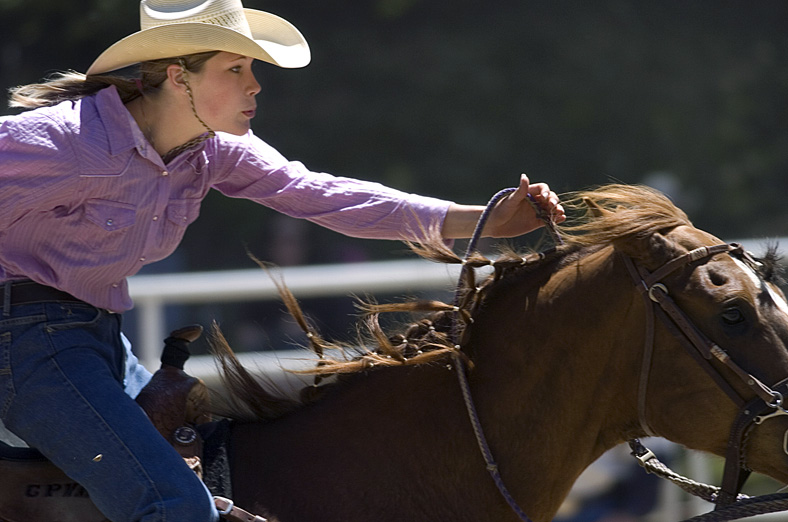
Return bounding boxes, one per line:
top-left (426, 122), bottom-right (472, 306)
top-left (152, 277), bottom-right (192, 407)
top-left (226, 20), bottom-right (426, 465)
top-left (614, 229), bottom-right (681, 271)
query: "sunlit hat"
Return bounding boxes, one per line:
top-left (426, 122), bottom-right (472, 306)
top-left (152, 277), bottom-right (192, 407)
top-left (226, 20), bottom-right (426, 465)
top-left (87, 0), bottom-right (310, 75)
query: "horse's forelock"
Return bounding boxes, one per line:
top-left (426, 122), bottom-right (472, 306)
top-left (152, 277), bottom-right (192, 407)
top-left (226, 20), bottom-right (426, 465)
top-left (558, 184), bottom-right (692, 247)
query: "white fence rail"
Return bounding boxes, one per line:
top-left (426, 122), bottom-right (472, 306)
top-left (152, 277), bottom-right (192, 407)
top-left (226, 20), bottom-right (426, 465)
top-left (128, 257), bottom-right (464, 369)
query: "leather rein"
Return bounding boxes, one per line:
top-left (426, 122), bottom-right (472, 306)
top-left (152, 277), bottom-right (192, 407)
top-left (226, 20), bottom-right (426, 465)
top-left (453, 189), bottom-right (788, 519)
top-left (451, 188), bottom-right (534, 521)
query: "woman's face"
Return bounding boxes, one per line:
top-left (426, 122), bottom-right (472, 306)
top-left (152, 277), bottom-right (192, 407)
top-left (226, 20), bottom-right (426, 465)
top-left (187, 51), bottom-right (261, 135)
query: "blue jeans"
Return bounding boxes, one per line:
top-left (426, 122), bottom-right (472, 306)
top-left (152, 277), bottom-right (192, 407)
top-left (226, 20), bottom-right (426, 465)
top-left (0, 301), bottom-right (219, 522)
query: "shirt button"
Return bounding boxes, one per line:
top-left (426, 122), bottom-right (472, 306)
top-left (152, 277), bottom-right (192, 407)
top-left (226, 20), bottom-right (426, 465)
top-left (139, 256), bottom-right (146, 262)
top-left (162, 171), bottom-right (169, 176)
top-left (106, 219), bottom-right (114, 226)
top-left (112, 282), bottom-right (119, 288)
top-left (152, 215), bottom-right (159, 221)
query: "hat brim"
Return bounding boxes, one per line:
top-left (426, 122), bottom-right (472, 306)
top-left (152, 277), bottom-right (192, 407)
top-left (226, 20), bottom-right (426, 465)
top-left (87, 9), bottom-right (310, 75)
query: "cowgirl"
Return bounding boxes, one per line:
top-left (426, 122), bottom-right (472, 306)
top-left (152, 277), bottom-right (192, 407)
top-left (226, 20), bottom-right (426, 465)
top-left (0, 0), bottom-right (565, 520)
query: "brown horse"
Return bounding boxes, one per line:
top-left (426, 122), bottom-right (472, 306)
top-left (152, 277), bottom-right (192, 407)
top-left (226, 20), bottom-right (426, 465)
top-left (210, 184), bottom-right (788, 522)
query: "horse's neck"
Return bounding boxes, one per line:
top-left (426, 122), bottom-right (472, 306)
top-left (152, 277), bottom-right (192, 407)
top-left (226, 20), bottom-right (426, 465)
top-left (465, 247), bottom-right (646, 517)
top-left (230, 248), bottom-right (646, 522)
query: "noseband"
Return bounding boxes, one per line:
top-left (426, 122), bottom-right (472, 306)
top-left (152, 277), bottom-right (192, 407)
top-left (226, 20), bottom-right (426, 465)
top-left (622, 243), bottom-right (788, 507)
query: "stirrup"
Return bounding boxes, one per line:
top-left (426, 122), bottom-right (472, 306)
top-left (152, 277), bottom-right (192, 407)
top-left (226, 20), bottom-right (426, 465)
top-left (215, 496), bottom-right (268, 522)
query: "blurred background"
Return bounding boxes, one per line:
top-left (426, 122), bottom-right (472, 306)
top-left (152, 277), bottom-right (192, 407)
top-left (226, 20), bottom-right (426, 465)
top-left (3, 2), bottom-right (788, 519)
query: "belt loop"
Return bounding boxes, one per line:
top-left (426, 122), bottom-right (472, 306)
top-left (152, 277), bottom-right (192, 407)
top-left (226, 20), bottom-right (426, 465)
top-left (2, 281), bottom-right (11, 317)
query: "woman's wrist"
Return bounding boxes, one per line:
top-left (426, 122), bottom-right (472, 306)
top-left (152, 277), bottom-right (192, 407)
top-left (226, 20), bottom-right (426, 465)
top-left (440, 204), bottom-right (485, 239)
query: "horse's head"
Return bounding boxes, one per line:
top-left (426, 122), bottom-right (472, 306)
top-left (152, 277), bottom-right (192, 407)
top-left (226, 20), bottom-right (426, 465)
top-left (616, 221), bottom-right (788, 486)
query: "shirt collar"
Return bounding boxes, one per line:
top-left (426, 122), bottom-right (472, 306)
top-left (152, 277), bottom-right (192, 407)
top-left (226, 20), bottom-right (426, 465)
top-left (93, 85), bottom-right (142, 157)
top-left (92, 85), bottom-right (213, 166)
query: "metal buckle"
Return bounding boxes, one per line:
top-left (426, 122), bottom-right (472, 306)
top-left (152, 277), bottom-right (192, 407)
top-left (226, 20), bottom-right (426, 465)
top-left (634, 447), bottom-right (656, 466)
top-left (770, 391), bottom-right (784, 409)
top-left (648, 283), bottom-right (668, 302)
top-left (755, 392), bottom-right (788, 425)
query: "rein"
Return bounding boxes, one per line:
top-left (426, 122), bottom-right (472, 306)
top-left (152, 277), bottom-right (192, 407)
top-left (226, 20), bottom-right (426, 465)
top-left (450, 188), bottom-right (560, 522)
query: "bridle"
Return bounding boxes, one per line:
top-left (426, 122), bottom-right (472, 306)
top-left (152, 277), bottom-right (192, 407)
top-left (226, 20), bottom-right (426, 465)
top-left (452, 188), bottom-right (788, 520)
top-left (621, 242), bottom-right (788, 508)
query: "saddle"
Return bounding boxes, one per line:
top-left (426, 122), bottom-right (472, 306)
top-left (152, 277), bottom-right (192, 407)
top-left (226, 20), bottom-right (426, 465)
top-left (135, 324), bottom-right (212, 477)
top-left (0, 325), bottom-right (219, 522)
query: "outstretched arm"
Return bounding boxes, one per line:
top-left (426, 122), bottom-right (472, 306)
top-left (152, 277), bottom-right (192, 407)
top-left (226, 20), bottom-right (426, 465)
top-left (441, 174), bottom-right (565, 239)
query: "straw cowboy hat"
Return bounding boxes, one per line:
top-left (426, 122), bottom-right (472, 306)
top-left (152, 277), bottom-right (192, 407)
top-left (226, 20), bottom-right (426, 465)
top-left (87, 0), bottom-right (310, 75)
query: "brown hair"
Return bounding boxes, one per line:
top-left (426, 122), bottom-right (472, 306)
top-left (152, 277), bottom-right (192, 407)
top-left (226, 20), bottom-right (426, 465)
top-left (8, 51), bottom-right (219, 109)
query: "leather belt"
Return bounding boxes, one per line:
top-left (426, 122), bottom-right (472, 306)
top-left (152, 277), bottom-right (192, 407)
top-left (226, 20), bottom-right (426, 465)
top-left (0, 281), bottom-right (84, 309)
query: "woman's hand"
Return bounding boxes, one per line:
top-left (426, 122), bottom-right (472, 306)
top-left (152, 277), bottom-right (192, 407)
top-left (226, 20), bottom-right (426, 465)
top-left (441, 174), bottom-right (565, 239)
top-left (485, 173), bottom-right (565, 237)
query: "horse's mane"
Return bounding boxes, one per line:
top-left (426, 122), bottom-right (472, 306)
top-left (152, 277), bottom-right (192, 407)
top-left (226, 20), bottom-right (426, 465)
top-left (210, 184), bottom-right (695, 421)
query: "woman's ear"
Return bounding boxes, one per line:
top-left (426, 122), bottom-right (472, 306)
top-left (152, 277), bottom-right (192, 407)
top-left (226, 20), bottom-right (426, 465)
top-left (165, 63), bottom-right (188, 93)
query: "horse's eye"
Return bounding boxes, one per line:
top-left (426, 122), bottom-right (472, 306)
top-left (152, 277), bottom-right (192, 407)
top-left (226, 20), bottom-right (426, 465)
top-left (721, 307), bottom-right (745, 325)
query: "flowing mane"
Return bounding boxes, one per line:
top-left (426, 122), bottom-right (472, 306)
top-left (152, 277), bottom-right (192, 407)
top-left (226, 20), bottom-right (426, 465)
top-left (558, 183), bottom-right (691, 245)
top-left (209, 184), bottom-right (695, 421)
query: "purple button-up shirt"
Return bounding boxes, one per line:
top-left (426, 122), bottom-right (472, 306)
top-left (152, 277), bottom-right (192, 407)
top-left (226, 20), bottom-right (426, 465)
top-left (0, 86), bottom-right (451, 312)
